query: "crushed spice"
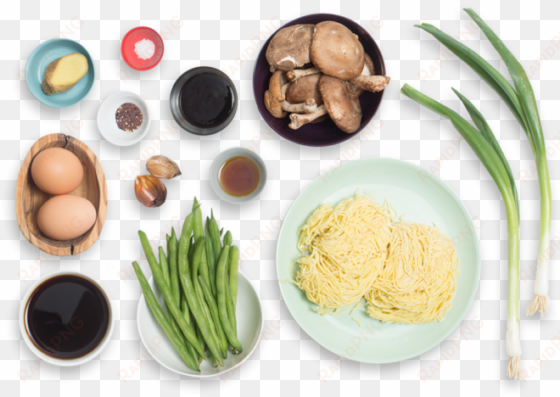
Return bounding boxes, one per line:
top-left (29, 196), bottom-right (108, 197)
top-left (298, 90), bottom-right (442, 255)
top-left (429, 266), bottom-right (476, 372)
top-left (116, 103), bottom-right (143, 132)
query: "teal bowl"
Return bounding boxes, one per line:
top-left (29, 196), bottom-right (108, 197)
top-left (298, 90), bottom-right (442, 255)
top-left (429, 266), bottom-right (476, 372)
top-left (25, 39), bottom-right (95, 108)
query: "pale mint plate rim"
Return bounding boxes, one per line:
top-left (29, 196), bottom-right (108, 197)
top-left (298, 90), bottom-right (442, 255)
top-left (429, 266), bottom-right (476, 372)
top-left (275, 157), bottom-right (481, 364)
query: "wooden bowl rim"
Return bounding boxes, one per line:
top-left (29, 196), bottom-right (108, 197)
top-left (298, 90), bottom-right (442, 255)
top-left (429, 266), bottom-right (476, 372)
top-left (15, 133), bottom-right (107, 256)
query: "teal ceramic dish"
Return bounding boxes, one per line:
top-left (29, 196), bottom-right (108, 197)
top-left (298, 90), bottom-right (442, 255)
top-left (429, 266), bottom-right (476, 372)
top-left (276, 158), bottom-right (480, 363)
top-left (25, 39), bottom-right (95, 108)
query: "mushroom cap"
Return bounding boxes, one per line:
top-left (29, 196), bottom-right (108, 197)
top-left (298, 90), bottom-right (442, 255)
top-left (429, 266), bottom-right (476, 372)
top-left (264, 90), bottom-right (287, 119)
top-left (319, 75), bottom-right (362, 133)
top-left (310, 21), bottom-right (364, 81)
top-left (286, 73), bottom-right (323, 106)
top-left (266, 24), bottom-right (314, 70)
top-left (269, 70), bottom-right (287, 101)
top-left (310, 114), bottom-right (328, 124)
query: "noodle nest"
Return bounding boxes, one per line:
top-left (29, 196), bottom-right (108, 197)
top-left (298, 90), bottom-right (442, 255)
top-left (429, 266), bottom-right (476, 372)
top-left (291, 194), bottom-right (459, 324)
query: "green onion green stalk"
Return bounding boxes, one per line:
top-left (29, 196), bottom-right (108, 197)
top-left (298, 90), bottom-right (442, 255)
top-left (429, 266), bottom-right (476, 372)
top-left (410, 8), bottom-right (553, 378)
top-left (401, 84), bottom-right (521, 378)
top-left (464, 9), bottom-right (551, 319)
top-left (416, 10), bottom-right (551, 318)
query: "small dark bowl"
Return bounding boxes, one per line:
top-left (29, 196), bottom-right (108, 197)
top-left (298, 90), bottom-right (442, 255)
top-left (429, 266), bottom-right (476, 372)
top-left (253, 14), bottom-right (386, 147)
top-left (170, 67), bottom-right (239, 136)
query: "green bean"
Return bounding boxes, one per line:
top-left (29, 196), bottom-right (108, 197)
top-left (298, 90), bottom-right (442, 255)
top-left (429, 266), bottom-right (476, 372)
top-left (132, 261), bottom-right (199, 371)
top-left (159, 247), bottom-right (170, 290)
top-left (195, 325), bottom-right (206, 363)
top-left (196, 280), bottom-right (220, 356)
top-left (229, 245), bottom-right (240, 309)
top-left (191, 239), bottom-right (205, 280)
top-left (169, 229), bottom-right (197, 345)
top-left (209, 351), bottom-right (219, 368)
top-left (199, 276), bottom-right (228, 357)
top-left (192, 198), bottom-right (204, 243)
top-left (159, 246), bottom-right (187, 349)
top-left (198, 240), bottom-right (212, 302)
top-left (191, 238), bottom-right (222, 356)
top-left (188, 235), bottom-right (195, 266)
top-left (225, 270), bottom-right (237, 339)
top-left (169, 228), bottom-right (181, 308)
top-left (181, 295), bottom-right (190, 326)
top-left (138, 230), bottom-right (205, 357)
top-left (177, 212), bottom-right (224, 366)
top-left (180, 295), bottom-right (199, 362)
top-left (209, 210), bottom-right (222, 260)
top-left (166, 235), bottom-right (173, 280)
top-left (220, 228), bottom-right (223, 236)
top-left (205, 218), bottom-right (217, 295)
top-left (196, 241), bottom-right (224, 355)
top-left (223, 230), bottom-right (232, 247)
top-left (216, 245), bottom-right (242, 353)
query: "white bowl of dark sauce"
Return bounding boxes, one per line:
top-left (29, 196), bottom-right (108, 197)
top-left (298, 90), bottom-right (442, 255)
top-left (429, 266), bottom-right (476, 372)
top-left (19, 271), bottom-right (114, 366)
top-left (210, 147), bottom-right (267, 204)
top-left (170, 67), bottom-right (238, 136)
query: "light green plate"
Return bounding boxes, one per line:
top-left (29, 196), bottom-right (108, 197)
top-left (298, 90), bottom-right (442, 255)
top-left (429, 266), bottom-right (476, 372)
top-left (276, 158), bottom-right (480, 363)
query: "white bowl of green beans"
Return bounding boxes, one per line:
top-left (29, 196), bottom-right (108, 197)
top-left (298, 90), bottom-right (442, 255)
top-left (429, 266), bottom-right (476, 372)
top-left (136, 271), bottom-right (263, 377)
top-left (133, 197), bottom-right (264, 377)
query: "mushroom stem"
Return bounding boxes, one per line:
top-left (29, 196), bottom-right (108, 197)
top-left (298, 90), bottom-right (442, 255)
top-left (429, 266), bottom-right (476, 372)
top-left (349, 75), bottom-right (391, 93)
top-left (280, 98), bottom-right (318, 114)
top-left (289, 105), bottom-right (328, 129)
top-left (287, 67), bottom-right (321, 82)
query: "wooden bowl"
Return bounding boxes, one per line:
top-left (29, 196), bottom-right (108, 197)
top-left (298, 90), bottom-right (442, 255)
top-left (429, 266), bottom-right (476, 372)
top-left (16, 134), bottom-right (107, 256)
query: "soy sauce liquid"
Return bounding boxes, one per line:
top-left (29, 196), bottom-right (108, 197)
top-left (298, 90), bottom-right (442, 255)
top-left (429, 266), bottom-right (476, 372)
top-left (218, 156), bottom-right (261, 197)
top-left (25, 275), bottom-right (109, 359)
top-left (179, 73), bottom-right (234, 128)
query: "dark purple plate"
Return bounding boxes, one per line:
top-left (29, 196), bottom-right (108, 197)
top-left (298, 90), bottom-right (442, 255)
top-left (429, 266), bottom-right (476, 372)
top-left (253, 14), bottom-right (386, 147)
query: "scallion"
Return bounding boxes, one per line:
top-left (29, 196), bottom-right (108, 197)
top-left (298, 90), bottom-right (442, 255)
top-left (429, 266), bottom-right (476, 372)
top-left (401, 84), bottom-right (521, 379)
top-left (464, 8), bottom-right (551, 318)
top-left (416, 10), bottom-right (552, 318)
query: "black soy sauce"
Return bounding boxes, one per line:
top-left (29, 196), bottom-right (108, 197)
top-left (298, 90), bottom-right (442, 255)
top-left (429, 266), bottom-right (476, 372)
top-left (179, 73), bottom-right (234, 128)
top-left (25, 275), bottom-right (109, 359)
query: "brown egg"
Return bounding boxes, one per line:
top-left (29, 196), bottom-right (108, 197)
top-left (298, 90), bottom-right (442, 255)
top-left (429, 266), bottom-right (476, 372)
top-left (37, 195), bottom-right (97, 240)
top-left (31, 147), bottom-right (84, 195)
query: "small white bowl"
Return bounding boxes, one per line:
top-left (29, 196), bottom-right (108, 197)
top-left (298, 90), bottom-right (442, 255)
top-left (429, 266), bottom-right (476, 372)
top-left (210, 147), bottom-right (267, 204)
top-left (97, 91), bottom-right (151, 146)
top-left (136, 272), bottom-right (263, 377)
top-left (19, 271), bottom-right (114, 367)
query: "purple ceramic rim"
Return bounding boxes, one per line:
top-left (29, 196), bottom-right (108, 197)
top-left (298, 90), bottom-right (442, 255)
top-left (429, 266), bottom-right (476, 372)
top-left (252, 13), bottom-right (386, 147)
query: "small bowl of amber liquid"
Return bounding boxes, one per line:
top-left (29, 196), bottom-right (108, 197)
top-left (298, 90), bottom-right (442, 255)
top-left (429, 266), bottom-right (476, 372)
top-left (210, 148), bottom-right (267, 204)
top-left (19, 271), bottom-right (114, 366)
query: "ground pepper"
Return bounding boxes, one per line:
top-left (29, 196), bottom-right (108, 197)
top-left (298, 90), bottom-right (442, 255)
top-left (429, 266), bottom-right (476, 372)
top-left (116, 103), bottom-right (143, 132)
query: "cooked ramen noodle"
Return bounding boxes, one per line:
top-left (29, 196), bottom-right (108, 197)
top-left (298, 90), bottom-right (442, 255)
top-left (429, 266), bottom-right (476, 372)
top-left (291, 195), bottom-right (393, 312)
top-left (365, 222), bottom-right (459, 324)
top-left (291, 194), bottom-right (460, 324)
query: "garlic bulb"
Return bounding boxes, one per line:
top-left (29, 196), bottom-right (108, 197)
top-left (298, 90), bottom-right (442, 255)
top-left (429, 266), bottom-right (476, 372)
top-left (135, 175), bottom-right (167, 208)
top-left (146, 155), bottom-right (182, 179)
